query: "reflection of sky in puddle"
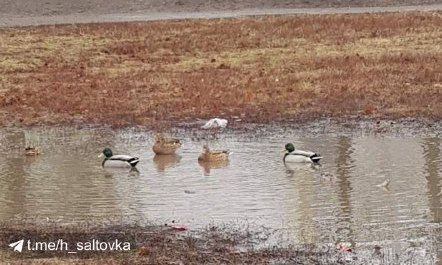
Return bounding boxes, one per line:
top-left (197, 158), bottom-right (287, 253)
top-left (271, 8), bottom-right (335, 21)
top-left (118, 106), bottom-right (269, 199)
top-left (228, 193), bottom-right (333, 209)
top-left (0, 127), bottom-right (441, 261)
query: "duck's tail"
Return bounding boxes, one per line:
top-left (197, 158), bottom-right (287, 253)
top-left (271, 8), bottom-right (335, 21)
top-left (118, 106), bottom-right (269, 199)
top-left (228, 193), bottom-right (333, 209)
top-left (310, 154), bottom-right (322, 163)
top-left (224, 150), bottom-right (233, 155)
top-left (129, 157), bottom-right (140, 167)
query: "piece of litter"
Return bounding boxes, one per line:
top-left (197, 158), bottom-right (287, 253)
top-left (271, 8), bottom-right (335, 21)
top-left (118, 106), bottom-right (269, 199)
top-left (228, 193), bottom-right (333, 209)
top-left (376, 179), bottom-right (391, 188)
top-left (372, 245), bottom-right (382, 258)
top-left (336, 242), bottom-right (352, 252)
top-left (168, 225), bottom-right (187, 231)
top-left (201, 118), bottom-right (228, 129)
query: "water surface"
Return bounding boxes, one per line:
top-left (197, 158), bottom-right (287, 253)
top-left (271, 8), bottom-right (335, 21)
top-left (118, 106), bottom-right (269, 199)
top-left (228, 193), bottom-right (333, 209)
top-left (0, 127), bottom-right (441, 262)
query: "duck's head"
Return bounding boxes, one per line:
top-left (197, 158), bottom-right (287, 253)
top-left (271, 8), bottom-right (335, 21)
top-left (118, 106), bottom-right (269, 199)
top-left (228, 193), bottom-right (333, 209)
top-left (155, 133), bottom-right (165, 142)
top-left (284, 143), bottom-right (295, 153)
top-left (100, 148), bottom-right (113, 158)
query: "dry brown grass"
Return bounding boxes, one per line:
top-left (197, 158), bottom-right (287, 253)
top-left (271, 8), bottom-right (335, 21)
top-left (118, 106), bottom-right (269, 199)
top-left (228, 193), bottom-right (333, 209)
top-left (1, 12), bottom-right (442, 127)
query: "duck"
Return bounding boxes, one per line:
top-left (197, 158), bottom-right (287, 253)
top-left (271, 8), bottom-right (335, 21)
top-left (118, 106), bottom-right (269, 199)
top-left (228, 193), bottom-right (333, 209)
top-left (198, 144), bottom-right (230, 162)
top-left (283, 143), bottom-right (322, 164)
top-left (99, 148), bottom-right (139, 168)
top-left (152, 134), bottom-right (182, 155)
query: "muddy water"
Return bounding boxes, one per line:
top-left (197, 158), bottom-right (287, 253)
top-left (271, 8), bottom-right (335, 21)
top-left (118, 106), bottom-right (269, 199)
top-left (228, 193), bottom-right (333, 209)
top-left (0, 127), bottom-right (441, 258)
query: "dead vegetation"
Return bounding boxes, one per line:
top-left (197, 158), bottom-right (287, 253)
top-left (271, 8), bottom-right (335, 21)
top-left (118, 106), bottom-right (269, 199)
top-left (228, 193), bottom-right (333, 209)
top-left (0, 12), bottom-right (442, 128)
top-left (0, 221), bottom-right (348, 265)
top-left (2, 220), bottom-right (439, 264)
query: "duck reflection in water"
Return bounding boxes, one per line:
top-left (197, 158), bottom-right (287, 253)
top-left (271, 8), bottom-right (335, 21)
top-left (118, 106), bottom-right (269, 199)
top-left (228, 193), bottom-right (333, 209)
top-left (198, 159), bottom-right (229, 176)
top-left (153, 154), bottom-right (181, 172)
top-left (285, 162), bottom-right (319, 173)
top-left (103, 167), bottom-right (139, 178)
top-left (284, 162), bottom-right (325, 180)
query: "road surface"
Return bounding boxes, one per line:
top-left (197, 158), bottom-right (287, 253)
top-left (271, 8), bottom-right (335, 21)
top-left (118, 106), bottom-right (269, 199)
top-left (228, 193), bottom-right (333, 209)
top-left (1, 0), bottom-right (442, 27)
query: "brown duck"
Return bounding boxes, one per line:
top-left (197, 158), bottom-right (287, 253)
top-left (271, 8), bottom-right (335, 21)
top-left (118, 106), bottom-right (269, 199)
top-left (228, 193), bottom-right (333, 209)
top-left (152, 134), bottom-right (182, 155)
top-left (198, 144), bottom-right (230, 162)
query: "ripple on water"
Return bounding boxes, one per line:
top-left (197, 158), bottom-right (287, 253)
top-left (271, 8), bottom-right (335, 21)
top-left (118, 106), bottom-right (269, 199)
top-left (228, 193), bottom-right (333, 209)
top-left (0, 128), bottom-right (441, 257)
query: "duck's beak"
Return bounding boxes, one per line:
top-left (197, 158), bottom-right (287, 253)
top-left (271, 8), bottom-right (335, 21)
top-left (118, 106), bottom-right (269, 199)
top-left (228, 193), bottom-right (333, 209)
top-left (282, 148), bottom-right (287, 152)
top-left (98, 153), bottom-right (104, 158)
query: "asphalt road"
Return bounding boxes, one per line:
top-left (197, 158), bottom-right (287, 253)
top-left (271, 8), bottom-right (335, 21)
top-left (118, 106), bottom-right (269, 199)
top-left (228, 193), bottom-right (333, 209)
top-left (1, 1), bottom-right (442, 27)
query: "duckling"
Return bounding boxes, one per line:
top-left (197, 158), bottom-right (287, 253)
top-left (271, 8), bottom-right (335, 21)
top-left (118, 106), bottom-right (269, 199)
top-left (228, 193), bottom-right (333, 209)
top-left (99, 148), bottom-right (139, 168)
top-left (152, 134), bottom-right (182, 155)
top-left (283, 143), bottom-right (322, 164)
top-left (198, 144), bottom-right (230, 162)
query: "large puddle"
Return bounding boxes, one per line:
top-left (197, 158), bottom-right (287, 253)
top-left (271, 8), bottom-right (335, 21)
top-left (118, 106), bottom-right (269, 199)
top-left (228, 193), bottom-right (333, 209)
top-left (0, 127), bottom-right (441, 260)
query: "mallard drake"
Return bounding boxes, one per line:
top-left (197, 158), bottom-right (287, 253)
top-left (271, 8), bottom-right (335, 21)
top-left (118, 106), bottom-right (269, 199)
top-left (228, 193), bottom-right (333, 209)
top-left (152, 134), bottom-right (182, 155)
top-left (99, 148), bottom-right (139, 168)
top-left (198, 144), bottom-right (230, 162)
top-left (24, 146), bottom-right (40, 156)
top-left (283, 143), bottom-right (322, 163)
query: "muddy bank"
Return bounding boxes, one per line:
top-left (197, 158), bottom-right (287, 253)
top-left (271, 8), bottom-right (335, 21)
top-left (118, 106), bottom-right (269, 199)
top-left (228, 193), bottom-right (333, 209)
top-left (0, 221), bottom-right (348, 264)
top-left (1, 220), bottom-right (440, 264)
